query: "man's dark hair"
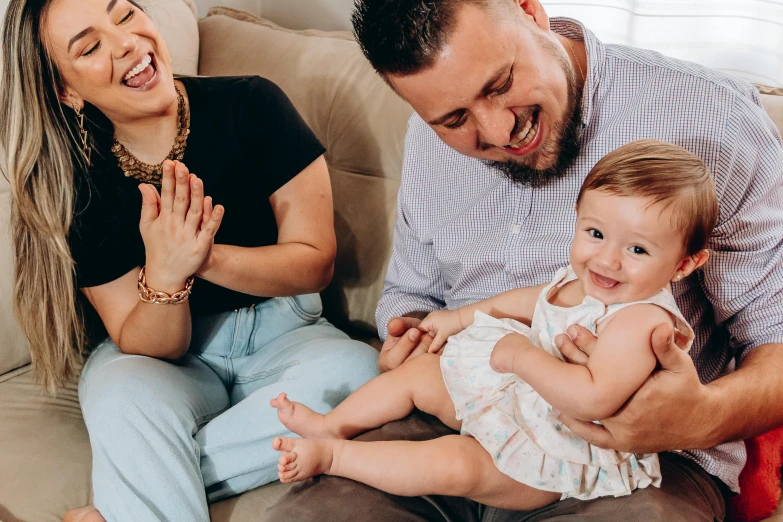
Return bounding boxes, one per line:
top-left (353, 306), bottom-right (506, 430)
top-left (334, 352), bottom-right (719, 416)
top-left (352, 0), bottom-right (489, 77)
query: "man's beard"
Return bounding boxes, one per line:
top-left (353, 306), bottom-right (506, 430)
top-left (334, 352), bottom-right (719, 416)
top-left (484, 46), bottom-right (584, 188)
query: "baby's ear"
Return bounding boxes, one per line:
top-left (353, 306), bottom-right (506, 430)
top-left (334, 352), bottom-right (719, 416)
top-left (674, 249), bottom-right (710, 281)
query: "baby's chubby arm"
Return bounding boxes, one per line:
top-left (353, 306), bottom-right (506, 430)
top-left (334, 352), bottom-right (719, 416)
top-left (492, 304), bottom-right (669, 421)
top-left (419, 284), bottom-right (546, 353)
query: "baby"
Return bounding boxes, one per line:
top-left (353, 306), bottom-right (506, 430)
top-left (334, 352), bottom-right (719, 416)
top-left (269, 140), bottom-right (718, 510)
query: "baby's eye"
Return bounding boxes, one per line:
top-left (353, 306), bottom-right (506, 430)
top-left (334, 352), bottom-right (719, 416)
top-left (588, 229), bottom-right (603, 239)
top-left (630, 246), bottom-right (648, 255)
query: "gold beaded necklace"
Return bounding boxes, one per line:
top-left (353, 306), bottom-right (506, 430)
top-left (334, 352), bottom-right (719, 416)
top-left (111, 85), bottom-right (190, 186)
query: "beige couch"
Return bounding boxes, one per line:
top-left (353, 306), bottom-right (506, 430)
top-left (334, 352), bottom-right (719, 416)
top-left (0, 2), bottom-right (781, 521)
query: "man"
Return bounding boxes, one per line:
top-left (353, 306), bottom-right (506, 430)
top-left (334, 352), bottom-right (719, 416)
top-left (264, 0), bottom-right (783, 520)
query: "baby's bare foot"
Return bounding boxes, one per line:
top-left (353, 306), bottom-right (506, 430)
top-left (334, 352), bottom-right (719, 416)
top-left (272, 436), bottom-right (339, 483)
top-left (270, 392), bottom-right (342, 438)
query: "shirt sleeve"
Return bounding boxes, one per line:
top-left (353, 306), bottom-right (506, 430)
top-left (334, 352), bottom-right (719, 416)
top-left (69, 176), bottom-right (145, 289)
top-left (238, 77), bottom-right (326, 197)
top-left (375, 121), bottom-right (447, 339)
top-left (705, 90), bottom-right (783, 361)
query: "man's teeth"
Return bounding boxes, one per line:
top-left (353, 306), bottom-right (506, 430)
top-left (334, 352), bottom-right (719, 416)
top-left (124, 55), bottom-right (152, 81)
top-left (507, 113), bottom-right (538, 149)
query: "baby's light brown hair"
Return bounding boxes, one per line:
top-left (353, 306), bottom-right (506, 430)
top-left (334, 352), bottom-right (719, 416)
top-left (576, 140), bottom-right (718, 256)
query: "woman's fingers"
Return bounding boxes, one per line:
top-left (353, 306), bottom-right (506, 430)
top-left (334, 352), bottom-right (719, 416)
top-left (138, 184), bottom-right (160, 226)
top-left (172, 161), bottom-right (191, 219)
top-left (185, 174), bottom-right (204, 234)
top-left (159, 160), bottom-right (176, 215)
top-left (201, 196), bottom-right (213, 229)
top-left (198, 204), bottom-right (224, 246)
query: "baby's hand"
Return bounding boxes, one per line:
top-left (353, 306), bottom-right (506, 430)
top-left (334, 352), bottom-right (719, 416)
top-left (419, 309), bottom-right (464, 354)
top-left (490, 333), bottom-right (531, 374)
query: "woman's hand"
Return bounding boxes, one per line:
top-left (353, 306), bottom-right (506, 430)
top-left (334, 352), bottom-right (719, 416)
top-left (490, 333), bottom-right (533, 374)
top-left (419, 309), bottom-right (465, 354)
top-left (138, 160), bottom-right (224, 292)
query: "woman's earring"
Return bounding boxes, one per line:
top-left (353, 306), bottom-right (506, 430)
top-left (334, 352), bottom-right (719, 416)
top-left (73, 104), bottom-right (91, 166)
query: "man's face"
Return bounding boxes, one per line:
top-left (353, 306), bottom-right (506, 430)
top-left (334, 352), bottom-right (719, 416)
top-left (389, 3), bottom-right (582, 186)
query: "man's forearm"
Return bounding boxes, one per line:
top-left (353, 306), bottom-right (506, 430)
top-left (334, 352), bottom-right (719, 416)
top-left (701, 343), bottom-right (783, 446)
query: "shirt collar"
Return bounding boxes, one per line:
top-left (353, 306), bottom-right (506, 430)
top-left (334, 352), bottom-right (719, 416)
top-left (550, 17), bottom-right (605, 128)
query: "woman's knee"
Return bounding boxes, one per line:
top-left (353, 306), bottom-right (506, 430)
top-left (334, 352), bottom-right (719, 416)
top-left (80, 350), bottom-right (227, 437)
top-left (318, 339), bottom-right (379, 386)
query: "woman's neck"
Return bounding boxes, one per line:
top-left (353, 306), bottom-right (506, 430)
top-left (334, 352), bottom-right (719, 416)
top-left (111, 81), bottom-right (187, 165)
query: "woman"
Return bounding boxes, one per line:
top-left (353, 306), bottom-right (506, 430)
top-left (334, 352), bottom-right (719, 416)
top-left (0, 0), bottom-right (380, 520)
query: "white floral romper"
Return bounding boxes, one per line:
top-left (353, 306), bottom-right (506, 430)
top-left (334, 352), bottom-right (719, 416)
top-left (440, 265), bottom-right (694, 500)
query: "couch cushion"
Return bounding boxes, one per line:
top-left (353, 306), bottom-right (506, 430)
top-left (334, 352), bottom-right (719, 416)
top-left (143, 0), bottom-right (200, 76)
top-left (0, 191), bottom-right (30, 378)
top-left (0, 368), bottom-right (92, 522)
top-left (757, 85), bottom-right (783, 137)
top-left (198, 9), bottom-right (414, 333)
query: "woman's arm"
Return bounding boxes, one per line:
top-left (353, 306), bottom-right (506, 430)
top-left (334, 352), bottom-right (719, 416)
top-left (81, 163), bottom-right (223, 359)
top-left (493, 304), bottom-right (666, 421)
top-left (82, 267), bottom-right (192, 359)
top-left (196, 155), bottom-right (337, 296)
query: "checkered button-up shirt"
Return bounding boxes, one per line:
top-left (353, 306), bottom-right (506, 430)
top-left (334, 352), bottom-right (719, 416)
top-left (376, 18), bottom-right (783, 492)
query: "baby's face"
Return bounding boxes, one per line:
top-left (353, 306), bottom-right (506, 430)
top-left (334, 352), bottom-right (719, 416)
top-left (570, 190), bottom-right (687, 305)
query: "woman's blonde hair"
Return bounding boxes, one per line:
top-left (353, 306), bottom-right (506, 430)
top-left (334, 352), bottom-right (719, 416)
top-left (576, 139), bottom-right (718, 256)
top-left (0, 0), bottom-right (93, 394)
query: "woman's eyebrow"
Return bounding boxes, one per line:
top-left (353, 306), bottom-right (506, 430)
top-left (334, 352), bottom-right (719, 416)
top-left (67, 0), bottom-right (119, 52)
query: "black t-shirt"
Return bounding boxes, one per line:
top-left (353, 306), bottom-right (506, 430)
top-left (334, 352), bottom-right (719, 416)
top-left (69, 76), bottom-right (326, 316)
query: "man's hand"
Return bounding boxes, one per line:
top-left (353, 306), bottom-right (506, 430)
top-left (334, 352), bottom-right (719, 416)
top-left (378, 316), bottom-right (434, 373)
top-left (555, 323), bottom-right (715, 453)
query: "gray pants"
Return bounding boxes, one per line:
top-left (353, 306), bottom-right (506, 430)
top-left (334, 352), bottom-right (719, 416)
top-left (262, 412), bottom-right (726, 522)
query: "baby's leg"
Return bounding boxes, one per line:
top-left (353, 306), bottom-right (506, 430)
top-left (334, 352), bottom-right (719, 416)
top-left (273, 434), bottom-right (560, 511)
top-left (271, 353), bottom-right (458, 439)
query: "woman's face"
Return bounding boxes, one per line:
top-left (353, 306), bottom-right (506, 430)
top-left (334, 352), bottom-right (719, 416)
top-left (44, 0), bottom-right (177, 124)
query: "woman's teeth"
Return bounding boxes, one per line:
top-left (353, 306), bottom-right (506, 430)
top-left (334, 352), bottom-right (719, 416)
top-left (507, 113), bottom-right (539, 149)
top-left (124, 54), bottom-right (152, 81)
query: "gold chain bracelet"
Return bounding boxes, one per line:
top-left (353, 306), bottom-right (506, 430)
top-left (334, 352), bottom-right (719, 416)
top-left (138, 266), bottom-right (194, 304)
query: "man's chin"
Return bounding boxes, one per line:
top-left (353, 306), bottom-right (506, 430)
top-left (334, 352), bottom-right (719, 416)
top-left (486, 109), bottom-right (582, 187)
top-left (484, 154), bottom-right (567, 188)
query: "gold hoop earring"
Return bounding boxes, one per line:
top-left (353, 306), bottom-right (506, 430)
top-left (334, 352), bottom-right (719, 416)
top-left (73, 104), bottom-right (91, 166)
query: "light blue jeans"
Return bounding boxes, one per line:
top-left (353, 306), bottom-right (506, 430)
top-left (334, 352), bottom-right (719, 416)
top-left (78, 293), bottom-right (379, 522)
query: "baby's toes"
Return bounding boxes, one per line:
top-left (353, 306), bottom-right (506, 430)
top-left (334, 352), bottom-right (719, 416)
top-left (278, 452), bottom-right (298, 470)
top-left (279, 468), bottom-right (299, 483)
top-left (273, 436), bottom-right (297, 452)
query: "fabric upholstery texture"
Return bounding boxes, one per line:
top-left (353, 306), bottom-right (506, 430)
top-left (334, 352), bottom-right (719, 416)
top-left (197, 8), bottom-right (413, 334)
top-left (0, 2), bottom-right (781, 521)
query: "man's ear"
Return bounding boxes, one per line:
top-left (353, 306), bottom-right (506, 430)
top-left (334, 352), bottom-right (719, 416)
top-left (673, 249), bottom-right (710, 281)
top-left (513, 0), bottom-right (550, 31)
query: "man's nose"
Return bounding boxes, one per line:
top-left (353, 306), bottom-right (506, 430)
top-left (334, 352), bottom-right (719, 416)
top-left (475, 107), bottom-right (515, 149)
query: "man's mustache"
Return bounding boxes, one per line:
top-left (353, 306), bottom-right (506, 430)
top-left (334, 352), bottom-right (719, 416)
top-left (478, 106), bottom-right (540, 151)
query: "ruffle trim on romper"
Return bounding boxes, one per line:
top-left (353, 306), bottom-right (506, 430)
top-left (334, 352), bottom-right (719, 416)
top-left (441, 311), bottom-right (662, 500)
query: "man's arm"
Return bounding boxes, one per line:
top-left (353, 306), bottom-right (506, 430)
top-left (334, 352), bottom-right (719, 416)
top-left (706, 343), bottom-right (783, 444)
top-left (375, 119), bottom-right (450, 371)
